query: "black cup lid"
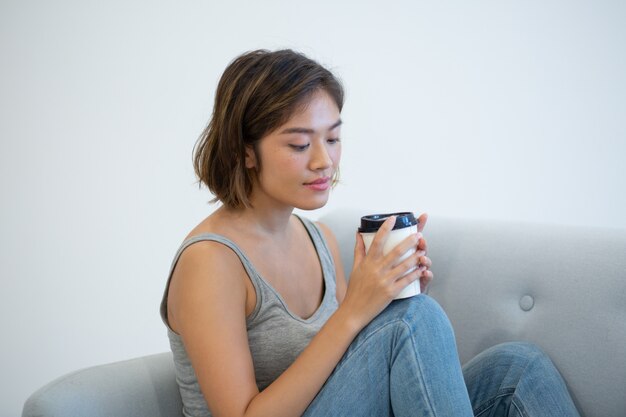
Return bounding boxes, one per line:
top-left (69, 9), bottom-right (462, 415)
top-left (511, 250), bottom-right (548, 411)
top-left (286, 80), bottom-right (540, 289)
top-left (358, 212), bottom-right (418, 233)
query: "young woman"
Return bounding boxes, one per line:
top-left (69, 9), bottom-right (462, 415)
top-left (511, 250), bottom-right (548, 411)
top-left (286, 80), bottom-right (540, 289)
top-left (160, 49), bottom-right (580, 417)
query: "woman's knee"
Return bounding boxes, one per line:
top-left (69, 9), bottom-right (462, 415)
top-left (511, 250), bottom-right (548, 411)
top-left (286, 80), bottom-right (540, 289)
top-left (464, 342), bottom-right (578, 417)
top-left (372, 294), bottom-right (443, 321)
top-left (399, 295), bottom-right (452, 327)
top-left (465, 341), bottom-right (557, 386)
top-left (483, 341), bottom-right (549, 368)
top-left (344, 296), bottom-right (456, 362)
top-left (374, 295), bottom-right (456, 344)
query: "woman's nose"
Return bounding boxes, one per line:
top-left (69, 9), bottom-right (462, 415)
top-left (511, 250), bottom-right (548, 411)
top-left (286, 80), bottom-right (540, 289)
top-left (310, 142), bottom-right (333, 170)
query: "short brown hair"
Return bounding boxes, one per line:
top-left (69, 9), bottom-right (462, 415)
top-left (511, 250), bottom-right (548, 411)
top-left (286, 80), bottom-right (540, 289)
top-left (193, 49), bottom-right (344, 209)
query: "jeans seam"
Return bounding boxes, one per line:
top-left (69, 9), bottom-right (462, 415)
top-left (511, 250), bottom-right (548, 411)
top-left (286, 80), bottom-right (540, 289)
top-left (473, 389), bottom-right (515, 417)
top-left (506, 348), bottom-right (541, 417)
top-left (399, 317), bottom-right (437, 417)
top-left (332, 317), bottom-right (439, 415)
top-left (334, 319), bottom-right (403, 373)
top-left (474, 346), bottom-right (542, 417)
top-left (511, 394), bottom-right (530, 417)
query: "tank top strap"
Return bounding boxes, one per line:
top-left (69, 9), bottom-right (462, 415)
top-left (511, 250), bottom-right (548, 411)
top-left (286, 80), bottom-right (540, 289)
top-left (173, 233), bottom-right (259, 277)
top-left (293, 215), bottom-right (337, 288)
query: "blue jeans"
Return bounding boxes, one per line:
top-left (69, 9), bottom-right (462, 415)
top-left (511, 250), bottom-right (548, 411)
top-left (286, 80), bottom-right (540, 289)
top-left (303, 296), bottom-right (580, 417)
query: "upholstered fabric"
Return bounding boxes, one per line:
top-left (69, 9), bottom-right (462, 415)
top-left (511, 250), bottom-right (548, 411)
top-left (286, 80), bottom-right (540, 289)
top-left (22, 353), bottom-right (182, 417)
top-left (22, 211), bottom-right (626, 417)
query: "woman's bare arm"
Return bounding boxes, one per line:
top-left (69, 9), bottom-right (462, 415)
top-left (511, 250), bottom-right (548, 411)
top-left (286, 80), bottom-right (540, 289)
top-left (167, 241), bottom-right (259, 417)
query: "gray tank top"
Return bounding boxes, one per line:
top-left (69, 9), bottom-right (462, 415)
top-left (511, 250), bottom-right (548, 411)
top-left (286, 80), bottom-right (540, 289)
top-left (160, 215), bottom-right (339, 417)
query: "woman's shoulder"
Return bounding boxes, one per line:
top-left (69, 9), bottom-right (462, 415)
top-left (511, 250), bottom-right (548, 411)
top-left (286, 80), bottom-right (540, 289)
top-left (167, 217), bottom-right (252, 332)
top-left (173, 211), bottom-right (248, 274)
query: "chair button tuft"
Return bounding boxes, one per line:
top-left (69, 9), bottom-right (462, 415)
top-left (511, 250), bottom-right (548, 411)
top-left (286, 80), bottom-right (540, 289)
top-left (519, 295), bottom-right (535, 311)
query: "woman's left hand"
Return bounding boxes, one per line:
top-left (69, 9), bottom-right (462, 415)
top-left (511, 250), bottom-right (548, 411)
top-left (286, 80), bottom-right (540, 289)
top-left (416, 213), bottom-right (433, 292)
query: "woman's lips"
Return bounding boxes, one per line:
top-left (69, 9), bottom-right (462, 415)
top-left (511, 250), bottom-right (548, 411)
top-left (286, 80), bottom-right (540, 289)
top-left (304, 177), bottom-right (331, 191)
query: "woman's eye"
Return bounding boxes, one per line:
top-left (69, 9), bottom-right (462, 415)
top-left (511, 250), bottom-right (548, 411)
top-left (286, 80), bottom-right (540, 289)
top-left (289, 144), bottom-right (310, 151)
top-left (327, 138), bottom-right (341, 144)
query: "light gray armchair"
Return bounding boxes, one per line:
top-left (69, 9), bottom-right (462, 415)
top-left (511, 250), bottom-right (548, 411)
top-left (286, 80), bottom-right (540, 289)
top-left (23, 211), bottom-right (626, 417)
top-left (22, 352), bottom-right (182, 417)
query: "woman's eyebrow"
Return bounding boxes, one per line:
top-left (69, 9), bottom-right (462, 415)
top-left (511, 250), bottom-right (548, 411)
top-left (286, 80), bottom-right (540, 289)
top-left (279, 119), bottom-right (342, 135)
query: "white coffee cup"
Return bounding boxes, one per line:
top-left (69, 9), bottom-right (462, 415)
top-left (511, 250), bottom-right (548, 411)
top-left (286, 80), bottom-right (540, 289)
top-left (358, 212), bottom-right (421, 299)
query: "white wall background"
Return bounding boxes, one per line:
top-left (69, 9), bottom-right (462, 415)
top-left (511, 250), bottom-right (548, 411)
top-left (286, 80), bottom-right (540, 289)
top-left (2, 0), bottom-right (625, 415)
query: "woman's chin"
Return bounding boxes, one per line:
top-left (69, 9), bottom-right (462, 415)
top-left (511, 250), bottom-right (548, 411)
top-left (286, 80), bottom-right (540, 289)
top-left (296, 195), bottom-right (330, 211)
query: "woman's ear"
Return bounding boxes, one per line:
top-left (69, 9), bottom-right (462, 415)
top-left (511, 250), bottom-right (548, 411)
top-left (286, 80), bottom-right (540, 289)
top-left (244, 145), bottom-right (257, 169)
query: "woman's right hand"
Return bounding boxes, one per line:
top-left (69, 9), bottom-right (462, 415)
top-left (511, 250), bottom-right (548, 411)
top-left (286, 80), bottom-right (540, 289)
top-left (340, 216), bottom-right (423, 328)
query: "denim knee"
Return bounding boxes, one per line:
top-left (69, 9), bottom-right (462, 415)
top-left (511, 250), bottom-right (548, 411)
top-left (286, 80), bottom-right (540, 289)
top-left (367, 295), bottom-right (457, 348)
top-left (389, 295), bottom-right (453, 330)
top-left (465, 341), bottom-right (554, 389)
top-left (463, 342), bottom-right (580, 417)
top-left (482, 341), bottom-right (549, 368)
top-left (340, 296), bottom-right (456, 364)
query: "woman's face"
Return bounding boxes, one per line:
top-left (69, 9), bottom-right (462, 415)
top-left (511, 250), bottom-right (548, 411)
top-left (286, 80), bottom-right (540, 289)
top-left (245, 90), bottom-right (342, 211)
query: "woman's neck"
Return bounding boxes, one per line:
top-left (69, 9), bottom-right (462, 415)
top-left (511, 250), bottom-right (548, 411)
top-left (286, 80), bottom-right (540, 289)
top-left (215, 201), bottom-right (295, 240)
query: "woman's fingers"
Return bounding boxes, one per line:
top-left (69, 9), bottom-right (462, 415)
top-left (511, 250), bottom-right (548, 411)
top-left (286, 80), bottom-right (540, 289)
top-left (391, 262), bottom-right (433, 296)
top-left (392, 267), bottom-right (422, 293)
top-left (389, 249), bottom-right (423, 278)
top-left (368, 215), bottom-right (396, 256)
top-left (352, 231), bottom-right (366, 268)
top-left (418, 254), bottom-right (431, 269)
top-left (393, 253), bottom-right (432, 292)
top-left (417, 212), bottom-right (428, 233)
top-left (420, 270), bottom-right (434, 292)
top-left (393, 262), bottom-right (432, 294)
top-left (354, 214), bottom-right (433, 297)
top-left (384, 233), bottom-right (420, 265)
top-left (418, 235), bottom-right (428, 253)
